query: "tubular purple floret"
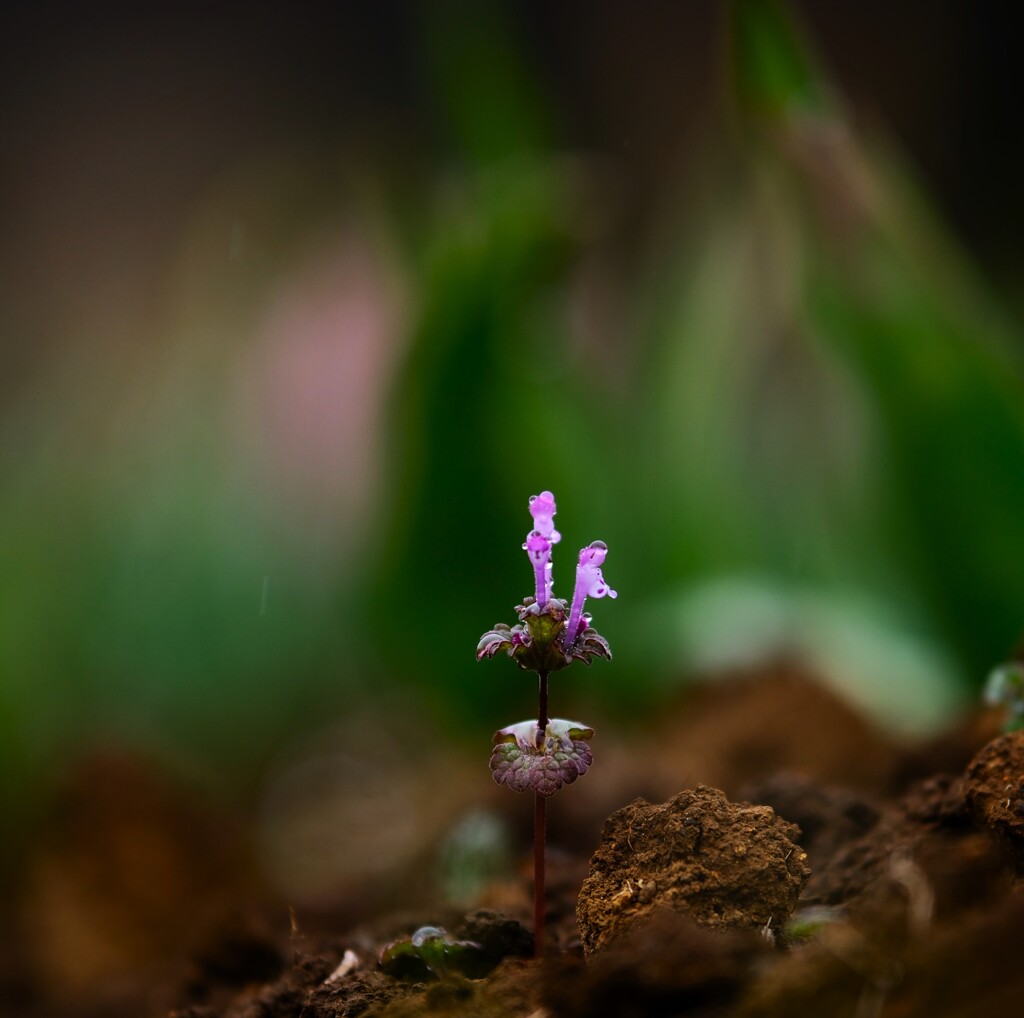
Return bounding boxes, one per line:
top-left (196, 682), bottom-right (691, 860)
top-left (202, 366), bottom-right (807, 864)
top-left (479, 490), bottom-right (615, 670)
top-left (565, 541), bottom-right (617, 649)
top-left (528, 491), bottom-right (561, 544)
top-left (523, 530), bottom-right (552, 605)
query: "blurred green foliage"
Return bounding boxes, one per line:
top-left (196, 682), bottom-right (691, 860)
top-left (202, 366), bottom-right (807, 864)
top-left (2, 0), bottom-right (1023, 824)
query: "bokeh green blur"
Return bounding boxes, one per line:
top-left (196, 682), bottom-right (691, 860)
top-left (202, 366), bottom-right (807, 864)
top-left (2, 1), bottom-right (1023, 827)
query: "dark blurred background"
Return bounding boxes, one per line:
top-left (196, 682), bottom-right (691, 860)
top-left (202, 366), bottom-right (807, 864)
top-left (2, 0), bottom-right (1024, 995)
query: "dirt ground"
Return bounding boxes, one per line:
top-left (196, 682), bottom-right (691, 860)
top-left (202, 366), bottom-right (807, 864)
top-left (5, 662), bottom-right (1024, 1018)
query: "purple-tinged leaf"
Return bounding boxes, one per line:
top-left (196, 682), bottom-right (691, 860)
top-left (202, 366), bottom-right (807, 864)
top-left (490, 719), bottom-right (594, 796)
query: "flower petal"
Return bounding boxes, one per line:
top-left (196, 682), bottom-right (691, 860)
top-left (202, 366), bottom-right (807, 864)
top-left (528, 491), bottom-right (561, 543)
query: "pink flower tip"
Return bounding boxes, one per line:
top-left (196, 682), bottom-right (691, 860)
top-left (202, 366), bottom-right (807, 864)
top-left (528, 491), bottom-right (561, 543)
top-left (577, 541), bottom-right (617, 600)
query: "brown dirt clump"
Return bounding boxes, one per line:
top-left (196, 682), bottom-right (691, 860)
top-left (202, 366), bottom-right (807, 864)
top-left (740, 771), bottom-right (886, 900)
top-left (965, 730), bottom-right (1024, 858)
top-left (576, 785), bottom-right (810, 955)
top-left (545, 910), bottom-right (768, 1018)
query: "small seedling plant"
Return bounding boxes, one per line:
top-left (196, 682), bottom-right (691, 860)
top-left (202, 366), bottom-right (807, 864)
top-left (984, 661), bottom-right (1024, 730)
top-left (477, 491), bottom-right (616, 957)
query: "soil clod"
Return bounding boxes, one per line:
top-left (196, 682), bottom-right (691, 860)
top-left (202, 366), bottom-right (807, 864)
top-left (576, 785), bottom-right (810, 955)
top-left (965, 730), bottom-right (1024, 861)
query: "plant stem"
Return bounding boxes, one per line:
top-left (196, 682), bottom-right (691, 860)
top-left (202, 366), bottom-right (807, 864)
top-left (534, 792), bottom-right (545, 958)
top-left (534, 669), bottom-right (549, 958)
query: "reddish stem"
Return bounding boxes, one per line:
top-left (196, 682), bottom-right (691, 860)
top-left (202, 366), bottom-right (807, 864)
top-left (534, 669), bottom-right (549, 958)
top-left (534, 792), bottom-right (546, 958)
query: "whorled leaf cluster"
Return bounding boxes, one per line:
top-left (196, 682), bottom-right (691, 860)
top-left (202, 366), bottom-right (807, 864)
top-left (489, 719), bottom-right (594, 797)
top-left (476, 597), bottom-right (611, 675)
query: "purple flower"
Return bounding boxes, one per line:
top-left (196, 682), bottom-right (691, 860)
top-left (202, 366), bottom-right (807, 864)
top-left (529, 491), bottom-right (561, 543)
top-left (523, 530), bottom-right (553, 604)
top-left (480, 490), bottom-right (615, 672)
top-left (523, 491), bottom-right (560, 604)
top-left (523, 491), bottom-right (562, 604)
top-left (565, 541), bottom-right (617, 648)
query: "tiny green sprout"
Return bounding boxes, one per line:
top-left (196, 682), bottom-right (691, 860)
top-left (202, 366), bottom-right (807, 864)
top-left (984, 663), bottom-right (1024, 731)
top-left (783, 905), bottom-right (846, 943)
top-left (477, 491), bottom-right (617, 957)
top-left (379, 926), bottom-right (482, 981)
